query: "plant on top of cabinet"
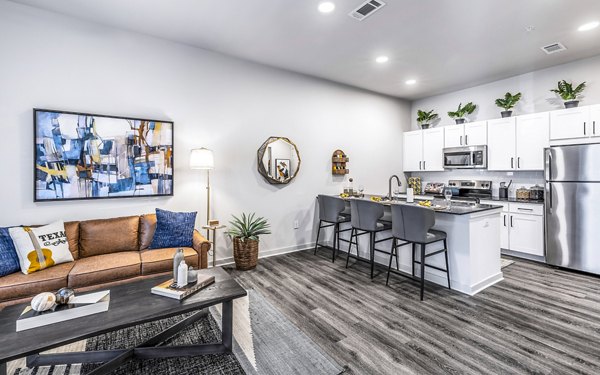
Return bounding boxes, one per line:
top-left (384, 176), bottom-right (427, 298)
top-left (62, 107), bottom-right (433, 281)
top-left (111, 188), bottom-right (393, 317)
top-left (416, 109), bottom-right (438, 129)
top-left (447, 102), bottom-right (476, 124)
top-left (495, 92), bottom-right (522, 118)
top-left (550, 80), bottom-right (586, 108)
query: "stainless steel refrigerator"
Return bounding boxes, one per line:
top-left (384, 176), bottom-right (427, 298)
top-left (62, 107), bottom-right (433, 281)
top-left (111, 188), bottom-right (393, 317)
top-left (545, 144), bottom-right (600, 275)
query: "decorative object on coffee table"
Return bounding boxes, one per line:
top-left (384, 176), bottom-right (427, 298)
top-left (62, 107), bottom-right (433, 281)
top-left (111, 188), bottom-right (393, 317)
top-left (55, 288), bottom-right (74, 305)
top-left (30, 292), bottom-right (56, 312)
top-left (226, 213), bottom-right (271, 270)
top-left (172, 248), bottom-right (185, 282)
top-left (189, 147), bottom-right (215, 240)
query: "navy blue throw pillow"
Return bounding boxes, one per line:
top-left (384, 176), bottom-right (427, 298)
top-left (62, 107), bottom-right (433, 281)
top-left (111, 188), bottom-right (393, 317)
top-left (0, 227), bottom-right (21, 277)
top-left (149, 209), bottom-right (197, 249)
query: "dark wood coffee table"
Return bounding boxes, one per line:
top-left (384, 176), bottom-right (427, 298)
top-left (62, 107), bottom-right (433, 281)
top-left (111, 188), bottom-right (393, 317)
top-left (0, 267), bottom-right (246, 375)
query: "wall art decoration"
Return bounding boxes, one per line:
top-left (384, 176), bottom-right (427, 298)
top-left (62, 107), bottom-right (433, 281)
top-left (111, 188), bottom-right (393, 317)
top-left (34, 109), bottom-right (174, 201)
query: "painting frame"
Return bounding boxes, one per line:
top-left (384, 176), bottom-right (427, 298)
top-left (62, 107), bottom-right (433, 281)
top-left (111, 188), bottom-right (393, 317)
top-left (33, 108), bottom-right (174, 202)
top-left (274, 158), bottom-right (291, 182)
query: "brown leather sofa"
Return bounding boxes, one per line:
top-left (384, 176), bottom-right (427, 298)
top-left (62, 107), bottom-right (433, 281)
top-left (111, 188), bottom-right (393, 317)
top-left (0, 214), bottom-right (210, 307)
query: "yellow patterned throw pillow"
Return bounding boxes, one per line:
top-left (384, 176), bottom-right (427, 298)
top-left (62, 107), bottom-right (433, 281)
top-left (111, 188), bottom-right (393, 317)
top-left (9, 220), bottom-right (74, 274)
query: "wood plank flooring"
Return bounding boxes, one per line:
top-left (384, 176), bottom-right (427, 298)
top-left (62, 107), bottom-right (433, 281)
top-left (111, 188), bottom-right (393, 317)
top-left (227, 249), bottom-right (600, 375)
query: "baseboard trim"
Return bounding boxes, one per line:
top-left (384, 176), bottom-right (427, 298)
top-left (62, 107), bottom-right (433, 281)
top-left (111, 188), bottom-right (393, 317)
top-left (468, 272), bottom-right (504, 296)
top-left (213, 242), bottom-right (315, 267)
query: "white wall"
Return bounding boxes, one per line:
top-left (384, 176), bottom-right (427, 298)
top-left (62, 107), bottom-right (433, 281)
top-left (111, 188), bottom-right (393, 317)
top-left (0, 1), bottom-right (411, 263)
top-left (411, 54), bottom-right (600, 127)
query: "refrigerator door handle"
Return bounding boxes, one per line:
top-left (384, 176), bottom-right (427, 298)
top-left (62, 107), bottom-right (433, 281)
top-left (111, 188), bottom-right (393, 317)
top-left (584, 122), bottom-right (587, 136)
top-left (545, 149), bottom-right (552, 181)
top-left (546, 182), bottom-right (553, 211)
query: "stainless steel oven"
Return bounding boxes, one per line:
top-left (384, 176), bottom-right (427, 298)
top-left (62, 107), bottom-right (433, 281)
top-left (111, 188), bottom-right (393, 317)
top-left (443, 146), bottom-right (487, 169)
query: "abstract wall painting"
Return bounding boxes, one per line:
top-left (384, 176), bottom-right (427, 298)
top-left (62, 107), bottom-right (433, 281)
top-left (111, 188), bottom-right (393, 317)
top-left (34, 109), bottom-right (174, 201)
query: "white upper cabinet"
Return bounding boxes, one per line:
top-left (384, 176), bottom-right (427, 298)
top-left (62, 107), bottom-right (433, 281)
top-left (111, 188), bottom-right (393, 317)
top-left (422, 128), bottom-right (444, 171)
top-left (550, 106), bottom-right (590, 141)
top-left (444, 125), bottom-right (464, 148)
top-left (403, 130), bottom-right (423, 172)
top-left (443, 121), bottom-right (487, 148)
top-left (515, 112), bottom-right (550, 170)
top-left (590, 105), bottom-right (600, 138)
top-left (464, 121), bottom-right (488, 146)
top-left (487, 118), bottom-right (516, 171)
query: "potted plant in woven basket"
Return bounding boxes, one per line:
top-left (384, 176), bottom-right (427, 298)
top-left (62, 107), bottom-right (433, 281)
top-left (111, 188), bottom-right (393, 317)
top-left (226, 213), bottom-right (271, 270)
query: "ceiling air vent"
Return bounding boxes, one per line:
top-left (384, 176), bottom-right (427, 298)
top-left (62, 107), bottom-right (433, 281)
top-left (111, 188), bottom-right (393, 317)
top-left (349, 0), bottom-right (386, 21)
top-left (541, 42), bottom-right (567, 55)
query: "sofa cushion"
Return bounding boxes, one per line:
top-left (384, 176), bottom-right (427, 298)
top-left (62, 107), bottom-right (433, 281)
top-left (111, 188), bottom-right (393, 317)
top-left (149, 209), bottom-right (197, 249)
top-left (139, 214), bottom-right (157, 251)
top-left (0, 227), bottom-right (20, 277)
top-left (79, 216), bottom-right (139, 257)
top-left (9, 221), bottom-right (74, 274)
top-left (0, 262), bottom-right (74, 302)
top-left (140, 247), bottom-right (199, 275)
top-left (68, 252), bottom-right (141, 288)
top-left (64, 221), bottom-right (80, 260)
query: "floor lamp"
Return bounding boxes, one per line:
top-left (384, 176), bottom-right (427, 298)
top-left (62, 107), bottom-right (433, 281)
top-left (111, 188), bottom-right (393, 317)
top-left (189, 148), bottom-right (214, 240)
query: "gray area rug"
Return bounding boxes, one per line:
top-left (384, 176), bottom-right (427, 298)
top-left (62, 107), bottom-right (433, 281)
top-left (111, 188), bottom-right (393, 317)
top-left (13, 289), bottom-right (344, 375)
top-left (211, 289), bottom-right (345, 375)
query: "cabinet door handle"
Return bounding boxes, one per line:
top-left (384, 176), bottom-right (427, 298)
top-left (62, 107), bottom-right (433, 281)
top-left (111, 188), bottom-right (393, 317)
top-left (503, 215), bottom-right (507, 227)
top-left (465, 135), bottom-right (468, 145)
top-left (510, 215), bottom-right (514, 227)
top-left (517, 208), bottom-right (533, 211)
top-left (584, 122), bottom-right (587, 136)
top-left (460, 135), bottom-right (463, 145)
top-left (419, 161), bottom-right (422, 170)
top-left (517, 157), bottom-right (521, 169)
top-left (594, 121), bottom-right (597, 135)
top-left (423, 161), bottom-right (426, 170)
top-left (511, 157), bottom-right (514, 169)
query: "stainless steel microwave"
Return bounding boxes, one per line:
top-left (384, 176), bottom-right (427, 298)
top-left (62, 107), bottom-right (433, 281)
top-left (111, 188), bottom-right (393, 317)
top-left (443, 146), bottom-right (487, 169)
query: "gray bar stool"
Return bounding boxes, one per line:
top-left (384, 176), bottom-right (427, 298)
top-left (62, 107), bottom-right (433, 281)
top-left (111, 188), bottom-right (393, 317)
top-left (386, 204), bottom-right (451, 301)
top-left (345, 199), bottom-right (393, 279)
top-left (315, 195), bottom-right (352, 262)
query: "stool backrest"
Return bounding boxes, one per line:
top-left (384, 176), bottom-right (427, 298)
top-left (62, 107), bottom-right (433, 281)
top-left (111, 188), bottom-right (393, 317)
top-left (350, 199), bottom-right (384, 231)
top-left (317, 195), bottom-right (347, 223)
top-left (394, 204), bottom-right (435, 243)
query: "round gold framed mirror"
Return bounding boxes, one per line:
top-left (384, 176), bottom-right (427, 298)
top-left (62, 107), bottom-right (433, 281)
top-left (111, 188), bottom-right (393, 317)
top-left (257, 137), bottom-right (301, 184)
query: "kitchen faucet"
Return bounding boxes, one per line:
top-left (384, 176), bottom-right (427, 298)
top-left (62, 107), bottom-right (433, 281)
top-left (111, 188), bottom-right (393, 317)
top-left (388, 175), bottom-right (402, 200)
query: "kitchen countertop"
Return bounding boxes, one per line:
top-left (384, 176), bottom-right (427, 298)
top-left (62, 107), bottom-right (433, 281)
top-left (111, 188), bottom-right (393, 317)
top-left (333, 194), bottom-right (503, 216)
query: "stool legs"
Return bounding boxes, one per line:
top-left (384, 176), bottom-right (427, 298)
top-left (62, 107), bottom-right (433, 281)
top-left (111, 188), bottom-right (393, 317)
top-left (370, 232), bottom-right (375, 279)
top-left (443, 239), bottom-right (451, 289)
top-left (314, 220), bottom-right (322, 255)
top-left (346, 228), bottom-right (356, 268)
top-left (332, 223), bottom-right (339, 262)
top-left (419, 243), bottom-right (426, 301)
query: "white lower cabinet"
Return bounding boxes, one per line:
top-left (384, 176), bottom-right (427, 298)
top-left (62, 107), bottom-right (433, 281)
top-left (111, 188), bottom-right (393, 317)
top-left (482, 201), bottom-right (544, 258)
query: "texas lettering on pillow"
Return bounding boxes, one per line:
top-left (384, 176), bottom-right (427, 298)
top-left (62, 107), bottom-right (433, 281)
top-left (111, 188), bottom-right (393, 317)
top-left (9, 220), bottom-right (74, 274)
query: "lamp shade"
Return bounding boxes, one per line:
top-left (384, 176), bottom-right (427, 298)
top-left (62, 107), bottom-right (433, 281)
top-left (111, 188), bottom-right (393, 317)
top-left (189, 148), bottom-right (214, 170)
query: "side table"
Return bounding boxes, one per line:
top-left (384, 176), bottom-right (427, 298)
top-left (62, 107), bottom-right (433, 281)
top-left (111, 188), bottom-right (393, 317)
top-left (202, 225), bottom-right (226, 267)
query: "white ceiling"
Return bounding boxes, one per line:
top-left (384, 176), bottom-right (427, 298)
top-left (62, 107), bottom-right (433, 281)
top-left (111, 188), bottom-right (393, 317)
top-left (10, 0), bottom-right (600, 100)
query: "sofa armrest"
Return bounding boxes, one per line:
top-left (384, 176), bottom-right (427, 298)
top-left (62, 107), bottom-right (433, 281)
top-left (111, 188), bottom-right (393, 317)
top-left (193, 230), bottom-right (211, 269)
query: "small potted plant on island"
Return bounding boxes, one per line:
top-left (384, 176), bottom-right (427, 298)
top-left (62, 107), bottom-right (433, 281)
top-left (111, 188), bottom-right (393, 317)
top-left (226, 213), bottom-right (271, 270)
top-left (416, 109), bottom-right (438, 129)
top-left (448, 102), bottom-right (476, 124)
top-left (495, 92), bottom-right (522, 118)
top-left (550, 80), bottom-right (586, 108)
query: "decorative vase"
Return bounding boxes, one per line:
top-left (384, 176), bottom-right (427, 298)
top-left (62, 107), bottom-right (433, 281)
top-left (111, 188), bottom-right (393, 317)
top-left (420, 124), bottom-right (430, 129)
top-left (501, 111), bottom-right (513, 118)
top-left (173, 248), bottom-right (185, 283)
top-left (233, 237), bottom-right (259, 271)
top-left (455, 118), bottom-right (466, 124)
top-left (55, 287), bottom-right (75, 305)
top-left (564, 100), bottom-right (579, 108)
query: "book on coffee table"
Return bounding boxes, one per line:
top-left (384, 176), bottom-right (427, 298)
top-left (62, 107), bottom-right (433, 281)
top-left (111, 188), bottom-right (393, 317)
top-left (16, 290), bottom-right (110, 332)
top-left (151, 275), bottom-right (215, 300)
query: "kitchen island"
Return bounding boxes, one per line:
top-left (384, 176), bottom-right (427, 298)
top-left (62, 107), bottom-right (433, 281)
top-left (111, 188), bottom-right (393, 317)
top-left (332, 195), bottom-right (504, 296)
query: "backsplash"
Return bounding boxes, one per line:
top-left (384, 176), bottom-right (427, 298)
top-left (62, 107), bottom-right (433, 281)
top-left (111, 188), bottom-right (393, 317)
top-left (407, 170), bottom-right (544, 198)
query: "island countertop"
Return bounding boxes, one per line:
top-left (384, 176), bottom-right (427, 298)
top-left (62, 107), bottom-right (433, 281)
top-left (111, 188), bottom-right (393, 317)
top-left (333, 194), bottom-right (503, 216)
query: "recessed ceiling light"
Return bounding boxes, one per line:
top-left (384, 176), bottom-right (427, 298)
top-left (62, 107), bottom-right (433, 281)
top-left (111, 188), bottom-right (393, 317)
top-left (375, 56), bottom-right (389, 63)
top-left (405, 79), bottom-right (417, 85)
top-left (578, 21), bottom-right (599, 31)
top-left (318, 2), bottom-right (335, 13)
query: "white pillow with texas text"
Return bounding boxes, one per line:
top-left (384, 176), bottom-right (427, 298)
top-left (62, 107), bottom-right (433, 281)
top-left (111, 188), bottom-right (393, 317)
top-left (9, 220), bottom-right (74, 275)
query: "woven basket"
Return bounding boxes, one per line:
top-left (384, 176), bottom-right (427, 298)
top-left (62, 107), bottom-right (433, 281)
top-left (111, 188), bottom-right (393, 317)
top-left (233, 237), bottom-right (259, 270)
